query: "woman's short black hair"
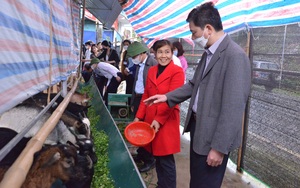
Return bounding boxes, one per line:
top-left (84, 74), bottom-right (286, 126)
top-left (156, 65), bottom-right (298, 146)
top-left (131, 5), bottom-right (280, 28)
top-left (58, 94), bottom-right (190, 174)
top-left (101, 40), bottom-right (111, 47)
top-left (85, 41), bottom-right (92, 46)
top-left (172, 41), bottom-right (185, 57)
top-left (153, 40), bottom-right (173, 52)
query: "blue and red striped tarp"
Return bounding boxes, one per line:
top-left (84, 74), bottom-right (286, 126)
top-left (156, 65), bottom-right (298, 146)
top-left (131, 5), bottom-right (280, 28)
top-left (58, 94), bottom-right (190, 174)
top-left (1, 0), bottom-right (300, 114)
top-left (122, 0), bottom-right (300, 47)
top-left (0, 0), bottom-right (80, 114)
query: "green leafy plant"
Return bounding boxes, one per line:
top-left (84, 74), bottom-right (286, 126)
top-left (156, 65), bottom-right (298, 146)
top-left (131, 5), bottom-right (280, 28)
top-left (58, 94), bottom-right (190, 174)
top-left (80, 84), bottom-right (115, 188)
top-left (90, 123), bottom-right (115, 188)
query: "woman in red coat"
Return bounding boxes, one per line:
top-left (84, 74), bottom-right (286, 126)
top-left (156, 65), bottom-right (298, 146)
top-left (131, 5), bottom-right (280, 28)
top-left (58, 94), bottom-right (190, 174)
top-left (134, 40), bottom-right (184, 188)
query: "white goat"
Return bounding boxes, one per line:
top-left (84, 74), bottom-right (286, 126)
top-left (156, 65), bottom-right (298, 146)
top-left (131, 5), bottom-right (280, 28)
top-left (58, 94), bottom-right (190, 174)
top-left (0, 105), bottom-right (76, 145)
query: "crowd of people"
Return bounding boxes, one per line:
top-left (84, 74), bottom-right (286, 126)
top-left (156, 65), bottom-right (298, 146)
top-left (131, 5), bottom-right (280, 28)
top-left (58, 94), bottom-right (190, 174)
top-left (81, 2), bottom-right (251, 188)
top-left (81, 38), bottom-right (188, 108)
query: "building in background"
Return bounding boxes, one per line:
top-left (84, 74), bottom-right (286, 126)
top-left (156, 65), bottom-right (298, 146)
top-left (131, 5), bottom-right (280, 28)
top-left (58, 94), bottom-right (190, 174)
top-left (83, 9), bottom-right (134, 49)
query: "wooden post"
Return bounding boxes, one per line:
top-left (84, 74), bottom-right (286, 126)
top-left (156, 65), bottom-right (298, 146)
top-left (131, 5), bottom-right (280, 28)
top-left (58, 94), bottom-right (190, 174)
top-left (0, 79), bottom-right (79, 188)
top-left (237, 30), bottom-right (252, 172)
top-left (78, 0), bottom-right (86, 78)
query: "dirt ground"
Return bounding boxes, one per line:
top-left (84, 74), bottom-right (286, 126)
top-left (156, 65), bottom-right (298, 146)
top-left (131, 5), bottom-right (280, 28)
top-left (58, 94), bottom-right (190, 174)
top-left (137, 134), bottom-right (264, 188)
top-left (118, 82), bottom-right (266, 188)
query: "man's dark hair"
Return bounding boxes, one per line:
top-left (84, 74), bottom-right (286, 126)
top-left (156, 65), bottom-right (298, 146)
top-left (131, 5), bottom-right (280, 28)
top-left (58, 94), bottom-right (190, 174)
top-left (84, 63), bottom-right (92, 70)
top-left (186, 2), bottom-right (223, 31)
top-left (122, 39), bottom-right (131, 45)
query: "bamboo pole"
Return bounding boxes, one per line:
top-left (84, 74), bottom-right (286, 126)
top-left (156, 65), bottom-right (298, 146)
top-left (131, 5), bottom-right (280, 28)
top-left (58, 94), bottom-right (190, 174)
top-left (0, 92), bottom-right (61, 162)
top-left (47, 0), bottom-right (54, 104)
top-left (0, 78), bottom-right (79, 188)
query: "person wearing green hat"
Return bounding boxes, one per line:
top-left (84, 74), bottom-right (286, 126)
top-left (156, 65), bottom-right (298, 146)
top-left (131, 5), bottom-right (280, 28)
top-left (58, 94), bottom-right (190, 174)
top-left (126, 41), bottom-right (157, 115)
top-left (89, 58), bottom-right (122, 106)
top-left (126, 41), bottom-right (157, 173)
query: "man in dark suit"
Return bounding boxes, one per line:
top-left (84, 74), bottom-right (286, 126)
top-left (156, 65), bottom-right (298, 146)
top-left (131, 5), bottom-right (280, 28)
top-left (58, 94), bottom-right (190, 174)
top-left (144, 2), bottom-right (251, 187)
top-left (126, 41), bottom-right (157, 173)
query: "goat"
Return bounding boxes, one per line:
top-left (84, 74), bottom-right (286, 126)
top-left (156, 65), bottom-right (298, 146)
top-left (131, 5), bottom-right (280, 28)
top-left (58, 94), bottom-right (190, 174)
top-left (0, 99), bottom-right (95, 187)
top-left (0, 103), bottom-right (96, 166)
top-left (61, 110), bottom-right (91, 139)
top-left (0, 144), bottom-right (93, 188)
top-left (0, 128), bottom-right (30, 166)
top-left (25, 92), bottom-right (91, 117)
top-left (22, 93), bottom-right (91, 138)
top-left (0, 104), bottom-right (77, 145)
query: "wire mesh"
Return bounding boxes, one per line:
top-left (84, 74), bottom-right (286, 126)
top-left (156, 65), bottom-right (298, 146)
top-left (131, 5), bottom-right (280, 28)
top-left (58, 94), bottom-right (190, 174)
top-left (178, 23), bottom-right (300, 188)
top-left (231, 24), bottom-right (300, 188)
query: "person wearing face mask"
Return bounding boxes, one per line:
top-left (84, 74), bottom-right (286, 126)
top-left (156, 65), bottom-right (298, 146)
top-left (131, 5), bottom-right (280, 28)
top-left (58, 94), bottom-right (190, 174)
top-left (149, 46), bottom-right (155, 58)
top-left (97, 40), bottom-right (120, 69)
top-left (126, 41), bottom-right (157, 173)
top-left (120, 40), bottom-right (136, 95)
top-left (172, 52), bottom-right (182, 68)
top-left (143, 2), bottom-right (251, 188)
top-left (172, 41), bottom-right (188, 79)
top-left (81, 41), bottom-right (94, 83)
top-left (81, 41), bottom-right (92, 64)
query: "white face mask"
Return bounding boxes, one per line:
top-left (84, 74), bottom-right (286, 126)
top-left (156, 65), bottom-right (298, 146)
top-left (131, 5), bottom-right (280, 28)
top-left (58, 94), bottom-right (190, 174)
top-left (193, 29), bottom-right (209, 48)
top-left (123, 45), bottom-right (128, 51)
top-left (173, 50), bottom-right (178, 57)
top-left (91, 63), bottom-right (97, 70)
top-left (132, 55), bottom-right (141, 65)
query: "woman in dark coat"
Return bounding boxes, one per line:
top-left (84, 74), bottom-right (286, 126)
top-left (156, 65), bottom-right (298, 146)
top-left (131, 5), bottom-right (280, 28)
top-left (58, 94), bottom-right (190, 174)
top-left (97, 40), bottom-right (120, 70)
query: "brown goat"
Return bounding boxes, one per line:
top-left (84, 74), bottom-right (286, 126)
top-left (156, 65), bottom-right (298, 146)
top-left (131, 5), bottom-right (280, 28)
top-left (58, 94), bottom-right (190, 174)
top-left (0, 144), bottom-right (88, 188)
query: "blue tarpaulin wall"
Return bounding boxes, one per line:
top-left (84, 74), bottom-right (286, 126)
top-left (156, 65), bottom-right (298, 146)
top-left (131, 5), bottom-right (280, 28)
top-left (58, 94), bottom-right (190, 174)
top-left (0, 0), bottom-right (81, 114)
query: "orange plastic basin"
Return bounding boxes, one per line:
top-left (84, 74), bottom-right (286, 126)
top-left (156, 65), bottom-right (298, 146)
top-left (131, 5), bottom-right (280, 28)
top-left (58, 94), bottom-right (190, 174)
top-left (124, 121), bottom-right (155, 147)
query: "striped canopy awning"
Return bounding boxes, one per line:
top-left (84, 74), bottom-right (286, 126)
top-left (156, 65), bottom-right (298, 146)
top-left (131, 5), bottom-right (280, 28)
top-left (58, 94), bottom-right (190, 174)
top-left (122, 0), bottom-right (300, 47)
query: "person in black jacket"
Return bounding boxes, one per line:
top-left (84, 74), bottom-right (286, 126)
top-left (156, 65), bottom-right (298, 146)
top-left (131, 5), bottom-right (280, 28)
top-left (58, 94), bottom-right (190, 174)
top-left (97, 40), bottom-right (120, 70)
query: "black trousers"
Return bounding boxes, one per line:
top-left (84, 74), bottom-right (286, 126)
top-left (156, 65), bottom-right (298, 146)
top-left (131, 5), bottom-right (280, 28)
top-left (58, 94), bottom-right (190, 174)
top-left (81, 70), bottom-right (92, 83)
top-left (132, 94), bottom-right (142, 116)
top-left (155, 154), bottom-right (176, 188)
top-left (189, 116), bottom-right (229, 188)
top-left (137, 147), bottom-right (155, 163)
top-left (94, 74), bottom-right (107, 98)
top-left (125, 74), bottom-right (134, 95)
top-left (103, 72), bottom-right (123, 106)
top-left (133, 95), bottom-right (155, 164)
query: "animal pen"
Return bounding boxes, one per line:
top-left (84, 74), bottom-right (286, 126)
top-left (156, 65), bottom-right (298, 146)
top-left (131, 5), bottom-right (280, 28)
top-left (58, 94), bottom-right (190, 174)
top-left (0, 0), bottom-right (300, 188)
top-left (0, 0), bottom-right (143, 187)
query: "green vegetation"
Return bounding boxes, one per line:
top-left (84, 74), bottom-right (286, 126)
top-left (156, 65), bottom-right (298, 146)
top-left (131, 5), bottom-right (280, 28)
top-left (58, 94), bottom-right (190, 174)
top-left (116, 122), bottom-right (127, 139)
top-left (79, 84), bottom-right (92, 94)
top-left (80, 84), bottom-right (115, 188)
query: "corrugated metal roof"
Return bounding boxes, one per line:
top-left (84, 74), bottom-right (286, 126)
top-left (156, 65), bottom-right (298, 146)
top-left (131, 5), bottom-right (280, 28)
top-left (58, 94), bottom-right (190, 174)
top-left (85, 0), bottom-right (122, 28)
